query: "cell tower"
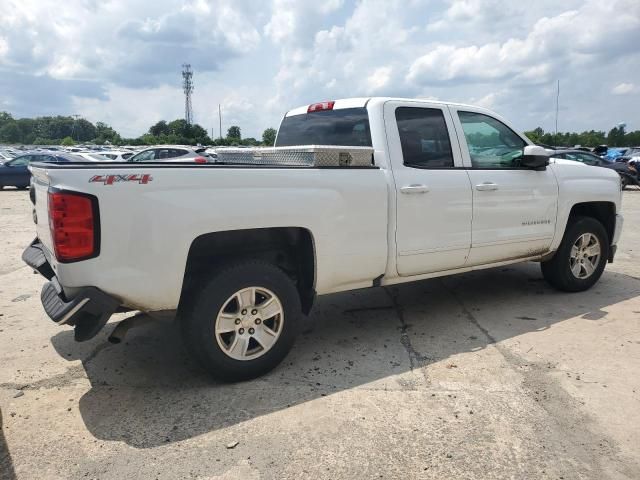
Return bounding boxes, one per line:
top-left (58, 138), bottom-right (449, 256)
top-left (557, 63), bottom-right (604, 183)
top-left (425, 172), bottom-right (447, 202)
top-left (182, 63), bottom-right (194, 124)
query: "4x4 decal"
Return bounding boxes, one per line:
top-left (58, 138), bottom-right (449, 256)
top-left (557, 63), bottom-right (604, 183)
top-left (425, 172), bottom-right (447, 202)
top-left (89, 174), bottom-right (153, 185)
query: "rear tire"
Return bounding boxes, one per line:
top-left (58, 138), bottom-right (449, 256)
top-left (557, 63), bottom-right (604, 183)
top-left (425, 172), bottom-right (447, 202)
top-left (541, 216), bottom-right (609, 292)
top-left (181, 260), bottom-right (302, 382)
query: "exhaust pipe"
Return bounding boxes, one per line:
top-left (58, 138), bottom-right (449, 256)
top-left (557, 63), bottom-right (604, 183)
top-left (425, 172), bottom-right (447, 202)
top-left (108, 314), bottom-right (152, 344)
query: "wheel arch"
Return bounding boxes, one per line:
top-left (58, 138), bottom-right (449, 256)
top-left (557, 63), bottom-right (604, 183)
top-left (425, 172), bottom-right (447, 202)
top-left (568, 201), bottom-right (616, 244)
top-left (178, 227), bottom-right (316, 315)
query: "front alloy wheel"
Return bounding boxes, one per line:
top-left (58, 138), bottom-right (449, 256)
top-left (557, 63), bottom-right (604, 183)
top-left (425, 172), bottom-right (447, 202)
top-left (541, 216), bottom-right (608, 292)
top-left (569, 233), bottom-right (601, 279)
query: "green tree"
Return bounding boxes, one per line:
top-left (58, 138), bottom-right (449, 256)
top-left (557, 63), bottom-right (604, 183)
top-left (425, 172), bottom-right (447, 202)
top-left (61, 136), bottom-right (75, 146)
top-left (74, 118), bottom-right (96, 141)
top-left (262, 127), bottom-right (277, 146)
top-left (0, 111), bottom-right (14, 127)
top-left (0, 122), bottom-right (20, 143)
top-left (167, 119), bottom-right (190, 138)
top-left (524, 127), bottom-right (545, 144)
top-left (227, 125), bottom-right (241, 142)
top-left (95, 122), bottom-right (120, 143)
top-left (149, 120), bottom-right (170, 137)
top-left (607, 126), bottom-right (626, 147)
top-left (189, 124), bottom-right (211, 144)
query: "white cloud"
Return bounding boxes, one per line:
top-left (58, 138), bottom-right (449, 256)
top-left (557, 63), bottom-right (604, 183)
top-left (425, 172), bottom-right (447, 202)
top-left (612, 83), bottom-right (638, 95)
top-left (367, 67), bottom-right (393, 92)
top-left (409, 2), bottom-right (640, 87)
top-left (1, 0), bottom-right (639, 138)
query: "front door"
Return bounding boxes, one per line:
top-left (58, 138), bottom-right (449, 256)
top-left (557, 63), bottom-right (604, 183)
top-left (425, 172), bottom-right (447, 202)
top-left (384, 101), bottom-right (473, 276)
top-left (450, 108), bottom-right (558, 265)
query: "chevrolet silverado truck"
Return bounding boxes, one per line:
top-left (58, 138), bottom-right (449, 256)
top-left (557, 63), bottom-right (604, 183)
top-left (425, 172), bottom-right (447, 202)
top-left (23, 97), bottom-right (624, 381)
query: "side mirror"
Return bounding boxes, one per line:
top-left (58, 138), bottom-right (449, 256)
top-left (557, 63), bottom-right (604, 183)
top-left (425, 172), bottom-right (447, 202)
top-left (521, 145), bottom-right (549, 170)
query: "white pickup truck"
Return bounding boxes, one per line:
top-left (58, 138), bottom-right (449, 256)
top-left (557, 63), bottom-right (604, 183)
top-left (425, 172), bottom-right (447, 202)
top-left (23, 97), bottom-right (623, 381)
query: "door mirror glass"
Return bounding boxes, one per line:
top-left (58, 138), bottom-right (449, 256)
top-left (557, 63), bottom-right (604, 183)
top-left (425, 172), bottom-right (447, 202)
top-left (521, 145), bottom-right (549, 170)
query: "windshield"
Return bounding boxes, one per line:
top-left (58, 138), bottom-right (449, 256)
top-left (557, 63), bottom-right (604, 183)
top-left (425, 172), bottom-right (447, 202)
top-left (275, 107), bottom-right (372, 147)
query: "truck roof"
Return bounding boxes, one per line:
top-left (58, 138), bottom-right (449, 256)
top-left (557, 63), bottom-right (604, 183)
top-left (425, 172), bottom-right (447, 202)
top-left (285, 97), bottom-right (480, 117)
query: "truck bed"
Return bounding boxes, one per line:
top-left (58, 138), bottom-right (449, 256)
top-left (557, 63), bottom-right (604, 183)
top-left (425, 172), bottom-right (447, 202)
top-left (30, 162), bottom-right (389, 310)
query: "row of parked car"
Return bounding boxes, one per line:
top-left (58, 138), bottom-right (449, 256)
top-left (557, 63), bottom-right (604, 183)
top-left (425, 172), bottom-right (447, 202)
top-left (2, 142), bottom-right (639, 190)
top-left (0, 145), bottom-right (221, 189)
top-left (546, 146), bottom-right (640, 189)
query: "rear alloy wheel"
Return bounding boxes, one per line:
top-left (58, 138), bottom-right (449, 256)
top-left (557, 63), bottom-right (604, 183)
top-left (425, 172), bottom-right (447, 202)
top-left (215, 286), bottom-right (284, 361)
top-left (181, 261), bottom-right (301, 382)
top-left (541, 216), bottom-right (608, 292)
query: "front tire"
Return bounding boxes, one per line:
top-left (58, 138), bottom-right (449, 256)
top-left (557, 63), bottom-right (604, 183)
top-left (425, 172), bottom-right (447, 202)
top-left (181, 260), bottom-right (302, 382)
top-left (541, 216), bottom-right (609, 292)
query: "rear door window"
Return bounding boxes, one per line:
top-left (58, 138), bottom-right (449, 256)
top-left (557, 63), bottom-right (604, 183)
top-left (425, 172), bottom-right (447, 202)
top-left (275, 107), bottom-right (372, 147)
top-left (169, 149), bottom-right (188, 158)
top-left (395, 107), bottom-right (454, 168)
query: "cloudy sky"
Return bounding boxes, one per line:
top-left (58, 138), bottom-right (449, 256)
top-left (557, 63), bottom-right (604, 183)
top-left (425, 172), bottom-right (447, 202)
top-left (1, 0), bottom-right (639, 138)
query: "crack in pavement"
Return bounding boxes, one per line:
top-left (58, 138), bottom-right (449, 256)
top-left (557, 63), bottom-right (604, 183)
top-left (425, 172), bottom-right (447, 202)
top-left (383, 287), bottom-right (430, 372)
top-left (441, 278), bottom-right (640, 479)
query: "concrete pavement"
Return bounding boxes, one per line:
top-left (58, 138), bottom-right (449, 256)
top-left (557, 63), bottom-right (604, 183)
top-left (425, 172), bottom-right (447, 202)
top-left (1, 188), bottom-right (639, 479)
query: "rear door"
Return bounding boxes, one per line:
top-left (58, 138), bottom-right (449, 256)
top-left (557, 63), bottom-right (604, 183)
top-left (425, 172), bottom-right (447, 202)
top-left (450, 107), bottom-right (558, 265)
top-left (384, 100), bottom-right (472, 276)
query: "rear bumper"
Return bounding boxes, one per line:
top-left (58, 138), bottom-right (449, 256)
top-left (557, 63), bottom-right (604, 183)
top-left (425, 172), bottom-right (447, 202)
top-left (22, 240), bottom-right (120, 341)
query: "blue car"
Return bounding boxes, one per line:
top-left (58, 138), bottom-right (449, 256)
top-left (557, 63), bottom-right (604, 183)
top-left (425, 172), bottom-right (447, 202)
top-left (0, 152), bottom-right (86, 189)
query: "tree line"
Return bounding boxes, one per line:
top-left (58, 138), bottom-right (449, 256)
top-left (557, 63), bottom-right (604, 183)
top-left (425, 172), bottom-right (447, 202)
top-left (0, 111), bottom-right (278, 147)
top-left (523, 126), bottom-right (640, 148)
top-left (1, 110), bottom-right (638, 149)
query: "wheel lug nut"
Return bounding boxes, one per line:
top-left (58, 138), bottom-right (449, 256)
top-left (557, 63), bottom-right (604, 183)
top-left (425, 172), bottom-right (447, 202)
top-left (234, 318), bottom-right (241, 325)
top-left (241, 309), bottom-right (247, 315)
top-left (255, 318), bottom-right (261, 324)
top-left (249, 328), bottom-right (255, 334)
top-left (251, 309), bottom-right (258, 315)
top-left (238, 328), bottom-right (245, 334)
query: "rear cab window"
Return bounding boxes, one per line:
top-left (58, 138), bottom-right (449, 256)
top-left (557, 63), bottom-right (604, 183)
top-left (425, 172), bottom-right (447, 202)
top-left (275, 107), bottom-right (372, 147)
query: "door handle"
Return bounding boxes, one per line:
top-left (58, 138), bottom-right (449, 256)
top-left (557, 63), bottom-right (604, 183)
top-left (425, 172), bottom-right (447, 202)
top-left (400, 184), bottom-right (430, 194)
top-left (475, 182), bottom-right (499, 191)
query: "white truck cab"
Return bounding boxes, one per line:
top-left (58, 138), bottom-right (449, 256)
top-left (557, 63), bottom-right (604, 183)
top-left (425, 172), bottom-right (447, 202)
top-left (24, 97), bottom-right (623, 381)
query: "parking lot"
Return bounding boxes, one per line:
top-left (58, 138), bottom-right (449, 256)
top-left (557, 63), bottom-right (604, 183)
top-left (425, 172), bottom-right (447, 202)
top-left (0, 188), bottom-right (639, 479)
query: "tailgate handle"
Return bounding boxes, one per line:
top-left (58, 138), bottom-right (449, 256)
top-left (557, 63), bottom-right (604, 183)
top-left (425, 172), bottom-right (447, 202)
top-left (400, 184), bottom-right (430, 194)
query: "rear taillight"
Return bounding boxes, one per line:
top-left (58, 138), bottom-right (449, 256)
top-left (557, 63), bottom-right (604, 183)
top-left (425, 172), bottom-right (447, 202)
top-left (48, 191), bottom-right (99, 262)
top-left (193, 156), bottom-right (208, 163)
top-left (307, 101), bottom-right (335, 113)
